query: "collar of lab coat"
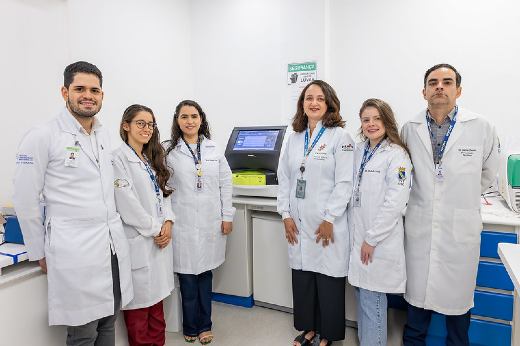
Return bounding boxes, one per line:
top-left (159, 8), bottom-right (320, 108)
top-left (120, 142), bottom-right (145, 163)
top-left (176, 136), bottom-right (216, 158)
top-left (355, 138), bottom-right (391, 154)
top-left (57, 107), bottom-right (102, 135)
top-left (409, 106), bottom-right (476, 162)
top-left (57, 107), bottom-right (104, 166)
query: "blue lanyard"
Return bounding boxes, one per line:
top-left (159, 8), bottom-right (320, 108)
top-left (426, 105), bottom-right (458, 164)
top-left (126, 143), bottom-right (161, 200)
top-left (303, 126), bottom-right (326, 158)
top-left (356, 140), bottom-right (383, 191)
top-left (182, 136), bottom-right (202, 168)
top-left (299, 126), bottom-right (326, 176)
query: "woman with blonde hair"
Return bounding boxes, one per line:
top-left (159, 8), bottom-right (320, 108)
top-left (348, 98), bottom-right (412, 346)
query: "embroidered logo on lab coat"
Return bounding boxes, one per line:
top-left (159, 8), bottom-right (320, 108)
top-left (342, 144), bottom-right (354, 151)
top-left (16, 154), bottom-right (34, 165)
top-left (497, 136), bottom-right (501, 153)
top-left (114, 179), bottom-right (129, 188)
top-left (398, 167), bottom-right (406, 185)
top-left (314, 144), bottom-right (328, 161)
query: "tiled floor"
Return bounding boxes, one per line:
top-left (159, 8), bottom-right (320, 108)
top-left (165, 301), bottom-right (407, 346)
top-left (165, 301), bottom-right (358, 346)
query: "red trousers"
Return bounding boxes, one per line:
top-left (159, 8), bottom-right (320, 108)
top-left (123, 300), bottom-right (166, 346)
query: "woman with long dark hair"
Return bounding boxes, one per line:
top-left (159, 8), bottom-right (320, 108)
top-left (277, 80), bottom-right (355, 346)
top-left (164, 100), bottom-right (235, 344)
top-left (113, 104), bottom-right (175, 346)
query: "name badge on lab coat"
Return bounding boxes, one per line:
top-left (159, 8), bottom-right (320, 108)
top-left (195, 176), bottom-right (204, 193)
top-left (296, 179), bottom-right (306, 198)
top-left (157, 201), bottom-right (163, 217)
top-left (353, 191), bottom-right (361, 207)
top-left (65, 146), bottom-right (80, 168)
top-left (435, 164), bottom-right (444, 181)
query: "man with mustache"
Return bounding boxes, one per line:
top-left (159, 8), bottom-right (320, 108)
top-left (400, 64), bottom-right (500, 346)
top-left (13, 61), bottom-right (133, 346)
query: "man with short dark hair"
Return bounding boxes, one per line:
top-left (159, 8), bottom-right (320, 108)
top-left (401, 64), bottom-right (500, 345)
top-left (13, 61), bottom-right (133, 346)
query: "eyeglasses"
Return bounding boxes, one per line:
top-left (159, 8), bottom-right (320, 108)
top-left (131, 120), bottom-right (157, 130)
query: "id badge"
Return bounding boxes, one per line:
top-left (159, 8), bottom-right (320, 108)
top-left (296, 179), bottom-right (306, 198)
top-left (353, 191), bottom-right (361, 207)
top-left (156, 201), bottom-right (164, 217)
top-left (195, 176), bottom-right (204, 193)
top-left (435, 164), bottom-right (444, 181)
top-left (64, 146), bottom-right (80, 167)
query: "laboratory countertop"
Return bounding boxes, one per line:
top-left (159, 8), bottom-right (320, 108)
top-left (480, 196), bottom-right (520, 226)
top-left (498, 243), bottom-right (520, 292)
top-left (232, 195), bottom-right (277, 207)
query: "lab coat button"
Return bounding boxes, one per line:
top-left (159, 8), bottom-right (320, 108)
top-left (434, 224), bottom-right (439, 228)
top-left (434, 200), bottom-right (439, 204)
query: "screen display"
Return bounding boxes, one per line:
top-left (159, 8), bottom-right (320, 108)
top-left (233, 130), bottom-right (279, 151)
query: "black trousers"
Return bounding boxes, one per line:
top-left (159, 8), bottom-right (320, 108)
top-left (292, 269), bottom-right (346, 341)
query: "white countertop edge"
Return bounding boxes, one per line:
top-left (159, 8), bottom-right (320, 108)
top-left (498, 243), bottom-right (520, 292)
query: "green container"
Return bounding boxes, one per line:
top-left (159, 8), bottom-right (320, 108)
top-left (508, 154), bottom-right (520, 188)
top-left (232, 170), bottom-right (266, 186)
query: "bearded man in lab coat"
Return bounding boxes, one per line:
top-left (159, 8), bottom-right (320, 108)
top-left (13, 61), bottom-right (133, 346)
top-left (401, 64), bottom-right (500, 346)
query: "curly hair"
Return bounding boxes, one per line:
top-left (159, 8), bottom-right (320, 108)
top-left (357, 98), bottom-right (409, 156)
top-left (292, 80), bottom-right (345, 132)
top-left (164, 100), bottom-right (212, 155)
top-left (120, 104), bottom-right (172, 197)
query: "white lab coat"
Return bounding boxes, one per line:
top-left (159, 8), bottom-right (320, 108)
top-left (347, 139), bottom-right (411, 293)
top-left (165, 137), bottom-right (235, 275)
top-left (112, 144), bottom-right (175, 310)
top-left (12, 108), bottom-right (133, 326)
top-left (401, 107), bottom-right (500, 315)
top-left (277, 121), bottom-right (354, 278)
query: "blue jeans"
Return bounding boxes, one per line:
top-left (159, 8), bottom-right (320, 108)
top-left (354, 287), bottom-right (387, 346)
top-left (402, 303), bottom-right (471, 346)
top-left (177, 271), bottom-right (213, 337)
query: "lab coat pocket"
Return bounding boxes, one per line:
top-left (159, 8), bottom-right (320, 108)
top-left (51, 218), bottom-right (107, 270)
top-left (204, 157), bottom-right (220, 176)
top-left (453, 208), bottom-right (482, 244)
top-left (127, 235), bottom-right (148, 270)
top-left (451, 146), bottom-right (482, 174)
top-left (404, 205), bottom-right (421, 237)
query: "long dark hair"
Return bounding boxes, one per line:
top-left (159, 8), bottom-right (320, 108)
top-left (358, 98), bottom-right (409, 156)
top-left (120, 104), bottom-right (172, 197)
top-left (164, 100), bottom-right (212, 155)
top-left (292, 80), bottom-right (345, 132)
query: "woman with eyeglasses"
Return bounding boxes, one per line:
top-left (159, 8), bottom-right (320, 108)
top-left (164, 100), bottom-right (235, 345)
top-left (113, 104), bottom-right (175, 346)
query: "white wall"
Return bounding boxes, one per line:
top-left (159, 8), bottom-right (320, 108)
top-left (189, 0), bottom-right (330, 149)
top-left (0, 0), bottom-right (193, 206)
top-left (190, 0), bottom-right (283, 149)
top-left (329, 0), bottom-right (520, 140)
top-left (2, 0), bottom-right (519, 206)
